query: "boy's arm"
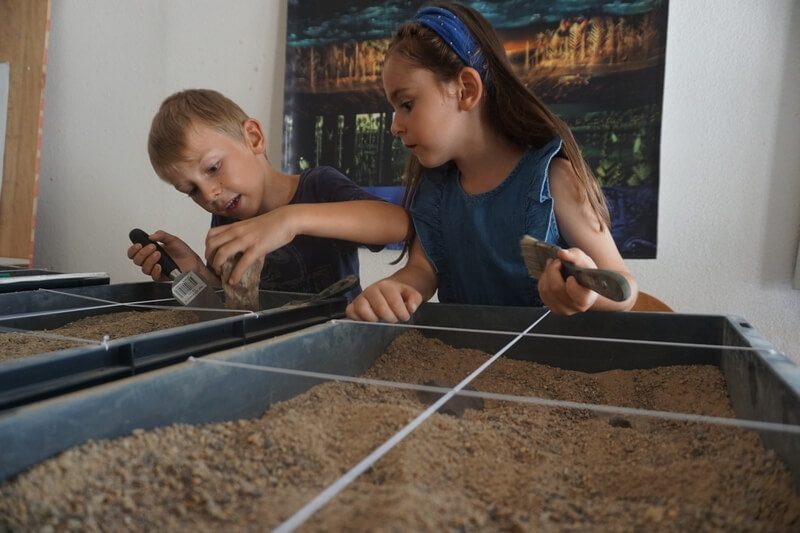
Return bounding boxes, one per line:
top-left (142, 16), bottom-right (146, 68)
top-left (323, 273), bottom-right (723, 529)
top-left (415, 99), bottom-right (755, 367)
top-left (290, 200), bottom-right (411, 244)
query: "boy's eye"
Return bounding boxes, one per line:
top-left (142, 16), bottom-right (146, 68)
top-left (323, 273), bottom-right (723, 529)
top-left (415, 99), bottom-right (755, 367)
top-left (187, 187), bottom-right (198, 197)
top-left (207, 162), bottom-right (220, 174)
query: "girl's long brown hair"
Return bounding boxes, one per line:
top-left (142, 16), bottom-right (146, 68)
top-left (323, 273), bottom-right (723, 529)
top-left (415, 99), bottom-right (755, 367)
top-left (389, 1), bottom-right (610, 262)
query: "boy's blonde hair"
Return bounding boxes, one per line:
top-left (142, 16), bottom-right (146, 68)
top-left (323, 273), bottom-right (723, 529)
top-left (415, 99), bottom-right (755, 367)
top-left (148, 89), bottom-right (249, 177)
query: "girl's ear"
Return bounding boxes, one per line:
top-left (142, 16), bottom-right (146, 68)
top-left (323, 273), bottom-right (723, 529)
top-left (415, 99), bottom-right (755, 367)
top-left (457, 67), bottom-right (483, 111)
top-left (243, 118), bottom-right (266, 154)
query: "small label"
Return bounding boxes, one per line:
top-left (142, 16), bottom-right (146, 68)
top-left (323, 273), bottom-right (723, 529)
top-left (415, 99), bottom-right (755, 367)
top-left (173, 271), bottom-right (207, 305)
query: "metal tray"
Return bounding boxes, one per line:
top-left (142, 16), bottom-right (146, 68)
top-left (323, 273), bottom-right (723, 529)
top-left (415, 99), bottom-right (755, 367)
top-left (0, 304), bottom-right (798, 483)
top-left (0, 282), bottom-right (346, 411)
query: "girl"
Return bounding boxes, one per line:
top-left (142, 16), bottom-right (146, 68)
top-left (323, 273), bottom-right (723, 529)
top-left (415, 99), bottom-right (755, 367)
top-left (346, 2), bottom-right (638, 321)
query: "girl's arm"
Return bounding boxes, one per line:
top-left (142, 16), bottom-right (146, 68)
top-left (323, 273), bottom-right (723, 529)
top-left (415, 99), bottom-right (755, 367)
top-left (541, 158), bottom-right (639, 313)
top-left (346, 237), bottom-right (438, 322)
top-left (206, 200), bottom-right (410, 284)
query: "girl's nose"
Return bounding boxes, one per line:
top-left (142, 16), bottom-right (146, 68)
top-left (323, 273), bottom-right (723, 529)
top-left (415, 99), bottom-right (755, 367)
top-left (390, 112), bottom-right (403, 137)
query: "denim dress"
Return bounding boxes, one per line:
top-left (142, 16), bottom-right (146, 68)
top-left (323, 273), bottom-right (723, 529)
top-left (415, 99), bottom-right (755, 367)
top-left (410, 137), bottom-right (566, 306)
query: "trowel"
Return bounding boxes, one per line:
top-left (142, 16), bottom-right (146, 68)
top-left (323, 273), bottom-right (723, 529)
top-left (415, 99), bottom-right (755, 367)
top-left (129, 228), bottom-right (224, 308)
top-left (274, 275), bottom-right (360, 311)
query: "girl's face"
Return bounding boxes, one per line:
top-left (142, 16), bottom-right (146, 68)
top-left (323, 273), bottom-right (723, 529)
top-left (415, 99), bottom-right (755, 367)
top-left (161, 121), bottom-right (267, 219)
top-left (382, 55), bottom-right (465, 168)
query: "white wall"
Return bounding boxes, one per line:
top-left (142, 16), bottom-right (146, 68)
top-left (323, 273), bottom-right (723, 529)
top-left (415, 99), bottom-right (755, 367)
top-left (35, 1), bottom-right (799, 361)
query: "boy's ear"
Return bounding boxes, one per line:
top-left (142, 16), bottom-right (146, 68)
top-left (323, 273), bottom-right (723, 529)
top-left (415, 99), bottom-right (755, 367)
top-left (243, 118), bottom-right (266, 154)
top-left (457, 67), bottom-right (483, 111)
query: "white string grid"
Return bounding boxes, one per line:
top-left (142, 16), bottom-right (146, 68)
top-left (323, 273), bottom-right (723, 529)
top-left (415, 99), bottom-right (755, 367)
top-left (185, 316), bottom-right (800, 532)
top-left (0, 289), bottom-right (257, 348)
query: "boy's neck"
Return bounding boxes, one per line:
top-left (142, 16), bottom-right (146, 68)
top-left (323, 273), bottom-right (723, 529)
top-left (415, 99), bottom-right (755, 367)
top-left (261, 165), bottom-right (300, 213)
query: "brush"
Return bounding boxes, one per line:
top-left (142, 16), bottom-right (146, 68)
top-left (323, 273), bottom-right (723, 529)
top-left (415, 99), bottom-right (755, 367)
top-left (129, 229), bottom-right (224, 308)
top-left (520, 235), bottom-right (631, 302)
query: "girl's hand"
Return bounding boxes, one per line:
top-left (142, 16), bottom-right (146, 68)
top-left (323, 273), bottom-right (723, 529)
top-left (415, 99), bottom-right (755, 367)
top-left (126, 230), bottom-right (210, 282)
top-left (346, 279), bottom-right (423, 322)
top-left (205, 208), bottom-right (297, 285)
top-left (537, 247), bottom-right (599, 315)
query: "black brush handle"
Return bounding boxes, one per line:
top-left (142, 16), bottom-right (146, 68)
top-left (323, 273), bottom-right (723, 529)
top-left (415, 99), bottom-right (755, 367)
top-left (129, 228), bottom-right (180, 279)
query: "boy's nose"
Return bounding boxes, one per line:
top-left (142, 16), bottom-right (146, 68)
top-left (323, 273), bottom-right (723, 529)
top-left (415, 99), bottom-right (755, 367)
top-left (198, 181), bottom-right (220, 203)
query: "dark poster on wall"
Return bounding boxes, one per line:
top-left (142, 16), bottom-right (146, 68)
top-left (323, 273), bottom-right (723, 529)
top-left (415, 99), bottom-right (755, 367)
top-left (283, 0), bottom-right (668, 258)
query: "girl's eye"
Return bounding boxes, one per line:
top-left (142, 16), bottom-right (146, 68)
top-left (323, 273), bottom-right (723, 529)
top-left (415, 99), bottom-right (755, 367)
top-left (400, 100), bottom-right (413, 111)
top-left (207, 162), bottom-right (220, 174)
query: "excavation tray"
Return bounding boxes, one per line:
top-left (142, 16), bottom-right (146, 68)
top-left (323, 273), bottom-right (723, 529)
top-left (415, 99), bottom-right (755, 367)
top-left (0, 269), bottom-right (109, 293)
top-left (0, 305), bottom-right (798, 483)
top-left (0, 282), bottom-right (346, 411)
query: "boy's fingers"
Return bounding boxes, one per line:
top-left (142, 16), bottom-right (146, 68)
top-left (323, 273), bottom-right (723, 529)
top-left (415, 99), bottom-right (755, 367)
top-left (205, 232), bottom-right (236, 264)
top-left (131, 244), bottom-right (156, 266)
top-left (228, 251), bottom-right (259, 285)
top-left (149, 230), bottom-right (170, 242)
top-left (127, 243), bottom-right (142, 259)
top-left (141, 250), bottom-right (161, 275)
top-left (207, 239), bottom-right (227, 271)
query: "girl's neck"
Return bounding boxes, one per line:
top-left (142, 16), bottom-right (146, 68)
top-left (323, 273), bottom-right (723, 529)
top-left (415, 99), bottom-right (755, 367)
top-left (453, 130), bottom-right (525, 195)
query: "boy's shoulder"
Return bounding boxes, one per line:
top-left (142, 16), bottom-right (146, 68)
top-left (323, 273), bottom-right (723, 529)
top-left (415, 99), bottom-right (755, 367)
top-left (294, 166), bottom-right (380, 204)
top-left (301, 165), bottom-right (351, 184)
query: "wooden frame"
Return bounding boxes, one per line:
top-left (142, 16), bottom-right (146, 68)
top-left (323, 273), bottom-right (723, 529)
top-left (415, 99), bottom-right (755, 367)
top-left (0, 0), bottom-right (50, 266)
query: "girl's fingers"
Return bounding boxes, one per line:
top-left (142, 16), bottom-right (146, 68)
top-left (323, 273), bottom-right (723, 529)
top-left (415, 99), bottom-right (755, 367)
top-left (402, 286), bottom-right (422, 315)
top-left (346, 296), bottom-right (380, 322)
top-left (381, 286), bottom-right (412, 322)
top-left (370, 289), bottom-right (401, 323)
top-left (558, 247), bottom-right (596, 269)
top-left (346, 280), bottom-right (424, 323)
top-left (564, 276), bottom-right (590, 308)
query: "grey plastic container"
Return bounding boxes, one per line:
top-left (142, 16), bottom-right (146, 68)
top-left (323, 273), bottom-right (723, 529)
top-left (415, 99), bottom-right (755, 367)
top-left (0, 282), bottom-right (346, 410)
top-left (0, 304), bottom-right (798, 484)
top-left (0, 269), bottom-right (109, 293)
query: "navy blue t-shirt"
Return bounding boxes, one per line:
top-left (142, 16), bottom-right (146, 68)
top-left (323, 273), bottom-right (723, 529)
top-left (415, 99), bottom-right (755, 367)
top-left (211, 167), bottom-right (383, 302)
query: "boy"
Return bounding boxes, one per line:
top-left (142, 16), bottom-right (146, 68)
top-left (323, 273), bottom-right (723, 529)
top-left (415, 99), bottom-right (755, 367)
top-left (127, 89), bottom-right (409, 301)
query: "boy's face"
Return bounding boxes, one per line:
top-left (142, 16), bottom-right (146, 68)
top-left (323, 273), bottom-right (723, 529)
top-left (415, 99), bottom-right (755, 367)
top-left (161, 120), bottom-right (267, 219)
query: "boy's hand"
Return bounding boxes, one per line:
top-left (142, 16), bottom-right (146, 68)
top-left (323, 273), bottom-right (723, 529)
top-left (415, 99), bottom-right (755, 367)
top-left (126, 230), bottom-right (210, 283)
top-left (537, 248), bottom-right (599, 315)
top-left (345, 279), bottom-right (422, 323)
top-left (205, 209), bottom-right (296, 285)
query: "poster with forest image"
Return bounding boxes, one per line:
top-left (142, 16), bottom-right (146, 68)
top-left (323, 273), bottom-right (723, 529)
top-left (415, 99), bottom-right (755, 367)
top-left (283, 0), bottom-right (668, 258)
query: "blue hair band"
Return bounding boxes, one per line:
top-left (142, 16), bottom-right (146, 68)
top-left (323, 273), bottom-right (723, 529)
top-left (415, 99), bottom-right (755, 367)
top-left (413, 6), bottom-right (486, 77)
